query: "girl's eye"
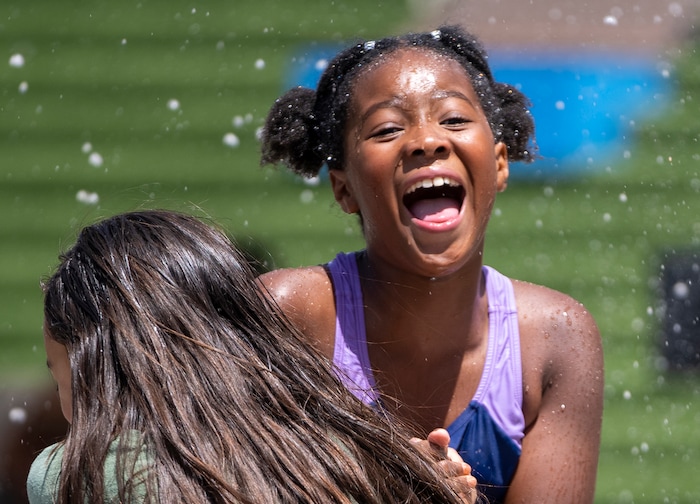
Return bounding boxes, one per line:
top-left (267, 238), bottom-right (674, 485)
top-left (441, 116), bottom-right (469, 127)
top-left (370, 126), bottom-right (402, 139)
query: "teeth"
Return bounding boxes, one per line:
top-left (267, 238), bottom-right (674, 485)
top-left (407, 176), bottom-right (459, 195)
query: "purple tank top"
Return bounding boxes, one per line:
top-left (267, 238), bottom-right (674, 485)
top-left (326, 251), bottom-right (524, 503)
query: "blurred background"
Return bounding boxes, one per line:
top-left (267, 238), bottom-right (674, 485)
top-left (2, 0), bottom-right (700, 502)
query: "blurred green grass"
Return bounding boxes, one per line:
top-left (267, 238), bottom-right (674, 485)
top-left (2, 1), bottom-right (700, 502)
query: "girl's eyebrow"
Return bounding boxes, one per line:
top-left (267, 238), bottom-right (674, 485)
top-left (359, 97), bottom-right (405, 124)
top-left (361, 90), bottom-right (477, 121)
top-left (434, 89), bottom-right (476, 106)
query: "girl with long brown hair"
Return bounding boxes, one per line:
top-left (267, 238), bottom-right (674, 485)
top-left (29, 210), bottom-right (474, 503)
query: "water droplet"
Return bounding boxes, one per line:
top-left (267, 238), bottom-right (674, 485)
top-left (315, 59), bottom-right (329, 71)
top-left (76, 190), bottom-right (99, 205)
top-left (668, 2), bottom-right (683, 17)
top-left (303, 176), bottom-right (321, 187)
top-left (672, 281), bottom-right (690, 299)
top-left (300, 189), bottom-right (314, 204)
top-left (9, 407), bottom-right (27, 424)
top-left (222, 132), bottom-right (240, 148)
top-left (9, 53), bottom-right (25, 68)
top-left (88, 152), bottom-right (103, 167)
top-left (232, 115), bottom-right (245, 128)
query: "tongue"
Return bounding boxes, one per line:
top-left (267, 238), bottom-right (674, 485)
top-left (410, 198), bottom-right (460, 223)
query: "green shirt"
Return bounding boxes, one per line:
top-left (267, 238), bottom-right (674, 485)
top-left (27, 435), bottom-right (152, 503)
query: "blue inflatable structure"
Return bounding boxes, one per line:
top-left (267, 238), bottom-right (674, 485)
top-left (284, 44), bottom-right (671, 181)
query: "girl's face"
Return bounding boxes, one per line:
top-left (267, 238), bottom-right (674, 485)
top-left (44, 325), bottom-right (72, 423)
top-left (331, 48), bottom-right (509, 278)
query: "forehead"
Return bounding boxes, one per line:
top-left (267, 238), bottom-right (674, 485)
top-left (350, 47), bottom-right (475, 102)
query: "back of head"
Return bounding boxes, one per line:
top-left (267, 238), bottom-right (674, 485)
top-left (261, 24), bottom-right (536, 178)
top-left (43, 210), bottom-right (464, 503)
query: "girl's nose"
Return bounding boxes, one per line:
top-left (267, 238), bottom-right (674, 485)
top-left (407, 126), bottom-right (450, 158)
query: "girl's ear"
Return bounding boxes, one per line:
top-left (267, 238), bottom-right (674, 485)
top-left (494, 142), bottom-right (509, 192)
top-left (329, 170), bottom-right (360, 214)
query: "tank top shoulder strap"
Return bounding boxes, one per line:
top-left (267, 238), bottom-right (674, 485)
top-left (326, 251), bottom-right (379, 405)
top-left (471, 265), bottom-right (524, 444)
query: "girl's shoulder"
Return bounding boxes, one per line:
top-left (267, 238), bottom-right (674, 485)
top-left (27, 442), bottom-right (63, 504)
top-left (510, 278), bottom-right (603, 430)
top-left (258, 266), bottom-right (337, 357)
top-left (510, 278), bottom-right (599, 341)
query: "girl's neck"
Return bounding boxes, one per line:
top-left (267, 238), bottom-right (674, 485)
top-left (356, 249), bottom-right (488, 352)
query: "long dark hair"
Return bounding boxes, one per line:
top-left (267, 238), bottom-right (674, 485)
top-left (43, 210), bottom-right (464, 503)
top-left (261, 24), bottom-right (536, 178)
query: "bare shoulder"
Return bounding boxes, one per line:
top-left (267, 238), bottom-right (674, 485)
top-left (257, 266), bottom-right (336, 357)
top-left (511, 279), bottom-right (603, 425)
top-left (511, 279), bottom-right (600, 346)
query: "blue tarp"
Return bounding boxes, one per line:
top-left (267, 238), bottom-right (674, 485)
top-left (284, 44), bottom-right (671, 180)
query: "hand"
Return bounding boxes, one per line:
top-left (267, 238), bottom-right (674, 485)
top-left (411, 428), bottom-right (478, 504)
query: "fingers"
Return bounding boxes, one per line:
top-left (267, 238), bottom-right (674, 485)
top-left (413, 429), bottom-right (479, 503)
top-left (426, 427), bottom-right (451, 452)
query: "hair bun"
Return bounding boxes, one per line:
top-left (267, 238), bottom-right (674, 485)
top-left (492, 83), bottom-right (537, 162)
top-left (260, 87), bottom-right (325, 177)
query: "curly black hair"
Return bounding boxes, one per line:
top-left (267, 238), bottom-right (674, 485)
top-left (261, 25), bottom-right (536, 178)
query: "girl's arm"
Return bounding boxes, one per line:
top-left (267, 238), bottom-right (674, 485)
top-left (508, 283), bottom-right (604, 504)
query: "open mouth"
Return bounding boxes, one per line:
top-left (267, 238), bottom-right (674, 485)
top-left (403, 176), bottom-right (465, 223)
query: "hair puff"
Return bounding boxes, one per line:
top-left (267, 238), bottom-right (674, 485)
top-left (260, 87), bottom-right (325, 178)
top-left (491, 82), bottom-right (536, 162)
